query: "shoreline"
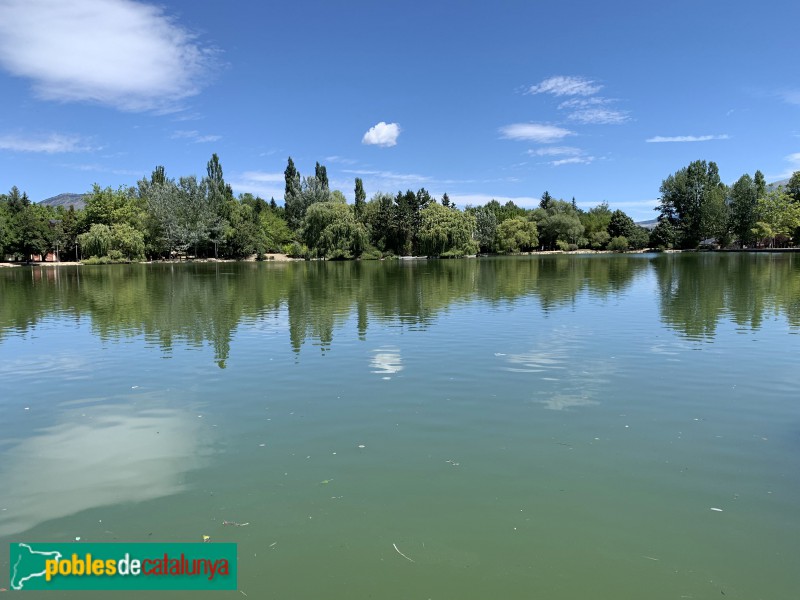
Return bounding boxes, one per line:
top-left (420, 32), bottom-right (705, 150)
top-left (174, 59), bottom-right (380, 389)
top-left (3, 247), bottom-right (799, 268)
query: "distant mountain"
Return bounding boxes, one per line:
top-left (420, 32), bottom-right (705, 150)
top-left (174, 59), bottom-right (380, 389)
top-left (39, 193), bottom-right (86, 210)
top-left (768, 178), bottom-right (790, 190)
top-left (636, 218), bottom-right (658, 230)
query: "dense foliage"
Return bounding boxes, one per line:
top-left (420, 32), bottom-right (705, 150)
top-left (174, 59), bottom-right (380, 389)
top-left (3, 155), bottom-right (800, 262)
top-left (655, 161), bottom-right (800, 249)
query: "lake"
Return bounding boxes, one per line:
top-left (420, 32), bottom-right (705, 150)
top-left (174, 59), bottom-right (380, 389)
top-left (1, 253), bottom-right (799, 598)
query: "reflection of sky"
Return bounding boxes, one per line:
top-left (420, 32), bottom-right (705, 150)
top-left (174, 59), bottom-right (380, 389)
top-left (503, 326), bottom-right (613, 411)
top-left (0, 402), bottom-right (204, 537)
top-left (370, 347), bottom-right (403, 377)
top-left (0, 355), bottom-right (92, 381)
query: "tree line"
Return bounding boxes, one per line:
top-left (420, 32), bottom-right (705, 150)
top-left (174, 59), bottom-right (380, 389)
top-left (654, 161), bottom-right (800, 249)
top-left (2, 155), bottom-right (799, 262)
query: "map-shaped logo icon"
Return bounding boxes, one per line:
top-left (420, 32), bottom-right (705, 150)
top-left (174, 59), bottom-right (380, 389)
top-left (10, 543), bottom-right (63, 590)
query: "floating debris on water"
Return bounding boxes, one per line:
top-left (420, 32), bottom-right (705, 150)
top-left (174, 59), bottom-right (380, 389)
top-left (392, 543), bottom-right (415, 563)
top-left (710, 507), bottom-right (723, 512)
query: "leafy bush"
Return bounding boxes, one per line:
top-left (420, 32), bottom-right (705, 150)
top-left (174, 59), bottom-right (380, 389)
top-left (283, 242), bottom-right (308, 258)
top-left (81, 256), bottom-right (112, 265)
top-left (555, 240), bottom-right (570, 251)
top-left (360, 247), bottom-right (383, 260)
top-left (608, 236), bottom-right (629, 252)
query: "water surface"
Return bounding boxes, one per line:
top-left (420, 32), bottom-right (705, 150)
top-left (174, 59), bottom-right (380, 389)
top-left (1, 254), bottom-right (799, 598)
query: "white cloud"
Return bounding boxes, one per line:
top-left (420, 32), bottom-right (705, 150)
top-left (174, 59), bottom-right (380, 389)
top-left (551, 156), bottom-right (595, 166)
top-left (528, 146), bottom-right (582, 157)
top-left (342, 169), bottom-right (430, 185)
top-left (779, 90), bottom-right (800, 105)
top-left (171, 130), bottom-right (222, 144)
top-left (63, 163), bottom-right (141, 176)
top-left (568, 108), bottom-right (629, 125)
top-left (646, 134), bottom-right (730, 143)
top-left (324, 155), bottom-right (358, 165)
top-left (528, 76), bottom-right (602, 97)
top-left (0, 0), bottom-right (216, 112)
top-left (229, 171), bottom-right (285, 200)
top-left (557, 97), bottom-right (612, 110)
top-left (241, 171), bottom-right (285, 183)
top-left (500, 123), bottom-right (574, 143)
top-left (362, 122), bottom-right (401, 147)
top-left (0, 133), bottom-right (92, 153)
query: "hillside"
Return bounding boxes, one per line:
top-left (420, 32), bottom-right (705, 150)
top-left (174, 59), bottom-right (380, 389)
top-left (39, 193), bottom-right (86, 210)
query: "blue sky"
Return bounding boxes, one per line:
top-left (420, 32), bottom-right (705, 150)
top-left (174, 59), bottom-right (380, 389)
top-left (0, 0), bottom-right (798, 220)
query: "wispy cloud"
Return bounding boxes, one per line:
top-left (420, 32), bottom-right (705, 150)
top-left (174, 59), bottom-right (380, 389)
top-left (778, 90), bottom-right (800, 105)
top-left (229, 171), bottom-right (285, 200)
top-left (0, 132), bottom-right (93, 153)
top-left (528, 76), bottom-right (601, 97)
top-left (342, 169), bottom-right (431, 185)
top-left (773, 152), bottom-right (800, 179)
top-left (528, 146), bottom-right (582, 157)
top-left (527, 145), bottom-right (594, 166)
top-left (0, 0), bottom-right (217, 112)
top-left (646, 134), bottom-right (730, 143)
top-left (557, 97), bottom-right (611, 110)
top-left (362, 122), bottom-right (401, 147)
top-left (63, 163), bottom-right (142, 176)
top-left (171, 130), bottom-right (222, 144)
top-left (500, 123), bottom-right (574, 143)
top-left (568, 107), bottom-right (629, 125)
top-left (551, 156), bottom-right (595, 166)
top-left (324, 155), bottom-right (358, 165)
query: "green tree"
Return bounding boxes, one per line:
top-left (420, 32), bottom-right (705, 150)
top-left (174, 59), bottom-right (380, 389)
top-left (608, 236), bottom-right (629, 252)
top-left (260, 209), bottom-right (292, 252)
top-left (540, 190), bottom-right (553, 210)
top-left (627, 226), bottom-right (650, 250)
top-left (649, 220), bottom-right (677, 249)
top-left (363, 193), bottom-right (395, 252)
top-left (78, 224), bottom-right (113, 258)
top-left (754, 170), bottom-right (767, 199)
top-left (315, 162), bottom-right (329, 190)
top-left (753, 188), bottom-right (800, 247)
top-left (354, 178), bottom-right (366, 222)
top-left (283, 157), bottom-right (303, 230)
top-left (151, 165), bottom-right (166, 185)
top-left (417, 202), bottom-right (478, 257)
top-left (657, 160), bottom-right (728, 247)
top-left (9, 195), bottom-right (53, 261)
top-left (496, 217), bottom-right (539, 253)
top-left (110, 223), bottom-right (145, 260)
top-left (728, 173), bottom-right (759, 246)
top-left (787, 171), bottom-right (800, 203)
top-left (204, 154), bottom-right (232, 258)
top-left (539, 202), bottom-right (584, 249)
top-left (471, 205), bottom-right (498, 253)
top-left (607, 209), bottom-right (636, 239)
top-left (580, 202), bottom-right (612, 242)
top-left (0, 197), bottom-right (11, 257)
top-left (303, 201), bottom-right (367, 259)
top-left (84, 184), bottom-right (143, 230)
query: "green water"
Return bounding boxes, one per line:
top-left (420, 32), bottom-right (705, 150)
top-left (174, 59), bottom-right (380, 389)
top-left (1, 254), bottom-right (799, 599)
